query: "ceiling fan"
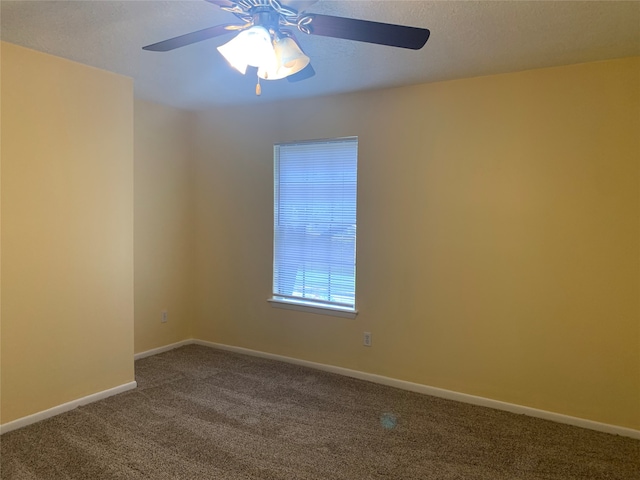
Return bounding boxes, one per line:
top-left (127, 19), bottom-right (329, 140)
top-left (143, 0), bottom-right (430, 94)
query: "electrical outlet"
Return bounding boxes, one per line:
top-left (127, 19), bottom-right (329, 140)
top-left (161, 310), bottom-right (168, 323)
top-left (363, 332), bottom-right (372, 347)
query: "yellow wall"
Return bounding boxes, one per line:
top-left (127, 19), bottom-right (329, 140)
top-left (134, 99), bottom-right (194, 353)
top-left (192, 57), bottom-right (640, 430)
top-left (2, 43), bottom-right (637, 432)
top-left (1, 43), bottom-right (134, 423)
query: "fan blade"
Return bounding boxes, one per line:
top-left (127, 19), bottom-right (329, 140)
top-left (305, 14), bottom-right (430, 50)
top-left (287, 63), bottom-right (315, 82)
top-left (142, 24), bottom-right (239, 52)
top-left (204, 0), bottom-right (237, 8)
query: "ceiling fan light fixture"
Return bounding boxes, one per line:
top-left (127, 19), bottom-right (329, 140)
top-left (144, 0), bottom-right (431, 93)
top-left (217, 25), bottom-right (276, 74)
top-left (277, 36), bottom-right (310, 76)
top-left (258, 36), bottom-right (310, 81)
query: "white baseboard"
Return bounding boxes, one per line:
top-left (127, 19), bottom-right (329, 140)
top-left (0, 381), bottom-right (137, 435)
top-left (2, 340), bottom-right (191, 435)
top-left (193, 339), bottom-right (640, 440)
top-left (7, 339), bottom-right (636, 439)
top-left (134, 339), bottom-right (194, 360)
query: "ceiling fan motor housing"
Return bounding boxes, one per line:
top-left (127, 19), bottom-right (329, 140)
top-left (252, 7), bottom-right (282, 36)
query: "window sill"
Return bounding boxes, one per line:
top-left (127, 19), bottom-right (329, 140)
top-left (268, 298), bottom-right (358, 319)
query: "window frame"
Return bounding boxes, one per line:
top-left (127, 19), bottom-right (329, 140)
top-left (269, 137), bottom-right (358, 319)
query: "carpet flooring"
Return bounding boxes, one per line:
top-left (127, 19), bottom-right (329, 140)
top-left (1, 345), bottom-right (638, 479)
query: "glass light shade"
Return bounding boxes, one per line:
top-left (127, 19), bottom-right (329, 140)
top-left (258, 36), bottom-right (310, 80)
top-left (217, 26), bottom-right (277, 75)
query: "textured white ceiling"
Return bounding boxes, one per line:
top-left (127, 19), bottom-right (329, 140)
top-left (2, 1), bottom-right (639, 110)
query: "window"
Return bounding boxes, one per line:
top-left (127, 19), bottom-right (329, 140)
top-left (271, 137), bottom-right (358, 317)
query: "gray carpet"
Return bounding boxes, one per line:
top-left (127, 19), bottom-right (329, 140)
top-left (1, 345), bottom-right (638, 479)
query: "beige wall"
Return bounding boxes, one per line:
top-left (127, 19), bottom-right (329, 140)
top-left (2, 44), bottom-right (637, 432)
top-left (134, 99), bottom-right (194, 353)
top-left (1, 43), bottom-right (134, 423)
top-left (192, 57), bottom-right (640, 430)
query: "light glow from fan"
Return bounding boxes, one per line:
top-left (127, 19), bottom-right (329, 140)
top-left (218, 26), bottom-right (308, 81)
top-left (217, 26), bottom-right (276, 74)
top-left (258, 36), bottom-right (310, 80)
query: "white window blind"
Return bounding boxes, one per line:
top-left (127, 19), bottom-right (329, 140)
top-left (273, 137), bottom-right (358, 312)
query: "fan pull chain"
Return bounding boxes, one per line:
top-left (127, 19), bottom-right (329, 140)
top-left (256, 74), bottom-right (262, 96)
